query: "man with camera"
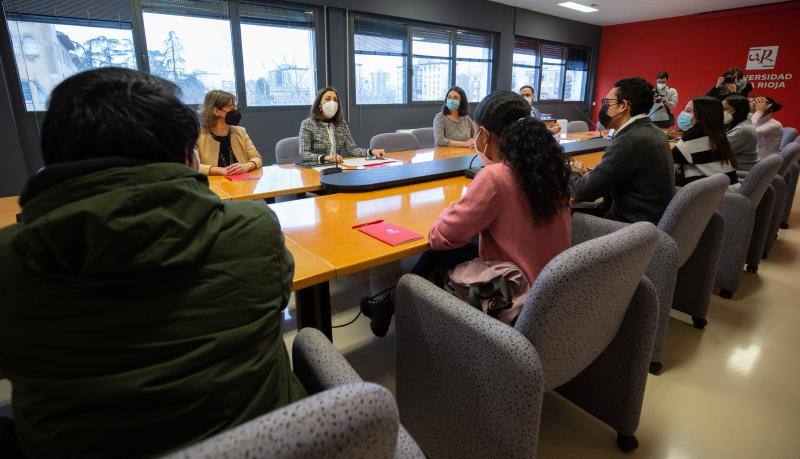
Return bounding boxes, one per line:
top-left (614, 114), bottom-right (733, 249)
top-left (647, 71), bottom-right (678, 128)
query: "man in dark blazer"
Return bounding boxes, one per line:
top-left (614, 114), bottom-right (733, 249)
top-left (571, 77), bottom-right (675, 225)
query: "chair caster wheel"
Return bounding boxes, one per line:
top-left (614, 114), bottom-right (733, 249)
top-left (692, 317), bottom-right (708, 329)
top-left (617, 433), bottom-right (639, 452)
top-left (649, 361), bottom-right (663, 375)
top-left (780, 222), bottom-right (789, 229)
top-left (746, 264), bottom-right (758, 273)
top-left (720, 290), bottom-right (733, 299)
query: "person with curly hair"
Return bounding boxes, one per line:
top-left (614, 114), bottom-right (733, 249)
top-left (360, 90), bottom-right (572, 336)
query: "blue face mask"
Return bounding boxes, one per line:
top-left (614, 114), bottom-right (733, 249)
top-left (677, 111), bottom-right (694, 131)
top-left (445, 99), bottom-right (460, 111)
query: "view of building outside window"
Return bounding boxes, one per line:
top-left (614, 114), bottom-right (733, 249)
top-left (564, 69), bottom-right (587, 101)
top-left (7, 20), bottom-right (136, 111)
top-left (512, 45), bottom-right (538, 96)
top-left (411, 28), bottom-right (451, 102)
top-left (456, 36), bottom-right (491, 103)
top-left (143, 12), bottom-right (236, 105)
top-left (353, 28), bottom-right (407, 105)
top-left (540, 57), bottom-right (564, 100)
top-left (241, 24), bottom-right (316, 106)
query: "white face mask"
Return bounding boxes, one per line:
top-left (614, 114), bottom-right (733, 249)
top-left (723, 111), bottom-right (733, 125)
top-left (523, 96), bottom-right (533, 104)
top-left (656, 83), bottom-right (666, 90)
top-left (322, 100), bottom-right (338, 119)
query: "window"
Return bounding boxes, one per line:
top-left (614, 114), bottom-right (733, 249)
top-left (564, 48), bottom-right (589, 101)
top-left (539, 45), bottom-right (564, 100)
top-left (6, 19), bottom-right (136, 111)
top-left (353, 16), bottom-right (408, 105)
top-left (352, 15), bottom-right (493, 106)
top-left (411, 26), bottom-right (451, 102)
top-left (240, 3), bottom-right (316, 106)
top-left (455, 31), bottom-right (492, 103)
top-left (142, 1), bottom-right (235, 105)
top-left (512, 37), bottom-right (538, 97)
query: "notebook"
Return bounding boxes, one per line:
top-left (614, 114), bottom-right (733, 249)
top-left (356, 220), bottom-right (423, 247)
top-left (225, 172), bottom-right (260, 181)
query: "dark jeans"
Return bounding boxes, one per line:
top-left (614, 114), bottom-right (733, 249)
top-left (412, 244), bottom-right (479, 281)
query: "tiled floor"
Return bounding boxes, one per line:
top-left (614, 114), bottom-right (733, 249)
top-left (283, 197), bottom-right (800, 458)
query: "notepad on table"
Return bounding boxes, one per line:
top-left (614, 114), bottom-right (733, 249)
top-left (225, 172), bottom-right (259, 181)
top-left (354, 220), bottom-right (423, 247)
top-left (342, 158), bottom-right (400, 167)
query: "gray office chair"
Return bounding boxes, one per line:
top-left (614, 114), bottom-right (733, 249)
top-left (274, 136), bottom-right (300, 165)
top-left (163, 383), bottom-right (400, 459)
top-left (763, 144), bottom-right (800, 255)
top-left (396, 222), bottom-right (661, 457)
top-left (410, 128), bottom-right (435, 149)
top-left (572, 174), bottom-right (729, 373)
top-left (567, 120), bottom-right (589, 133)
top-left (370, 133), bottom-right (419, 152)
top-left (715, 155), bottom-right (782, 297)
top-left (780, 127), bottom-right (797, 150)
top-left (779, 142), bottom-right (800, 228)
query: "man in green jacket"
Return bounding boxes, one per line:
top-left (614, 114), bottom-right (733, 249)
top-left (0, 68), bottom-right (305, 457)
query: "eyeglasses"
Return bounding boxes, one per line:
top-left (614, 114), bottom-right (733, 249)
top-left (601, 98), bottom-right (622, 108)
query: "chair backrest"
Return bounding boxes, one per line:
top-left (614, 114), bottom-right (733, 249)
top-left (567, 120), bottom-right (589, 133)
top-left (164, 383), bottom-right (399, 459)
top-left (514, 222), bottom-right (659, 390)
top-left (275, 136), bottom-right (300, 165)
top-left (778, 142), bottom-right (800, 176)
top-left (658, 174), bottom-right (729, 266)
top-left (370, 132), bottom-right (419, 152)
top-left (739, 154), bottom-right (782, 204)
top-left (410, 127), bottom-right (435, 149)
top-left (780, 127), bottom-right (798, 150)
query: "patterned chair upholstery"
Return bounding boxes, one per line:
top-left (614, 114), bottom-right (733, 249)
top-left (780, 127), bottom-right (798, 150)
top-left (274, 136), bottom-right (300, 165)
top-left (409, 128), bottom-right (435, 149)
top-left (396, 222), bottom-right (661, 457)
top-left (567, 120), bottom-right (589, 133)
top-left (572, 174), bottom-right (729, 373)
top-left (369, 133), bottom-right (419, 152)
top-left (163, 383), bottom-right (399, 459)
top-left (715, 155), bottom-right (782, 296)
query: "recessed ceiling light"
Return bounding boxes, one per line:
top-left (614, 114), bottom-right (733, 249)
top-left (558, 2), bottom-right (599, 13)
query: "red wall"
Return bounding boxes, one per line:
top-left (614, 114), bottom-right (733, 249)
top-left (593, 2), bottom-right (800, 130)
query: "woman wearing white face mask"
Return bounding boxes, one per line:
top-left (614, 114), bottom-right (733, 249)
top-left (299, 87), bottom-right (385, 164)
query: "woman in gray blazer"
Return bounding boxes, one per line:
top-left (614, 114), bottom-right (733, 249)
top-left (723, 95), bottom-right (758, 171)
top-left (299, 87), bottom-right (385, 163)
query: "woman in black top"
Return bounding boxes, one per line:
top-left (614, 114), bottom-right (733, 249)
top-left (706, 67), bottom-right (753, 100)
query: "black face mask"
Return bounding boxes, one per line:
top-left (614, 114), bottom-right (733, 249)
top-left (224, 109), bottom-right (242, 126)
top-left (598, 103), bottom-right (622, 129)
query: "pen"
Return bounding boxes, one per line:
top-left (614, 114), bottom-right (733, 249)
top-left (352, 219), bottom-right (384, 229)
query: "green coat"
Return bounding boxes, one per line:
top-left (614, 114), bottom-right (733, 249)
top-left (0, 159), bottom-right (306, 458)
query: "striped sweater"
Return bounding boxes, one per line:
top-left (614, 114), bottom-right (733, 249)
top-left (672, 125), bottom-right (738, 185)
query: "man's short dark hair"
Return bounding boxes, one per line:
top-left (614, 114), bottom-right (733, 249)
top-left (41, 68), bottom-right (199, 166)
top-left (656, 71), bottom-right (669, 80)
top-left (519, 85), bottom-right (535, 94)
top-left (613, 77), bottom-right (655, 116)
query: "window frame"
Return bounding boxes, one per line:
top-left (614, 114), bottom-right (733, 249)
top-left (349, 12), bottom-right (495, 108)
top-left (512, 35), bottom-right (591, 104)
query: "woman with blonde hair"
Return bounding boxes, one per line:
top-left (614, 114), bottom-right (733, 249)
top-left (196, 90), bottom-right (262, 175)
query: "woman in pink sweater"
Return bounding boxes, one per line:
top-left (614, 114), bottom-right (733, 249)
top-left (362, 90), bottom-right (572, 336)
top-left (751, 96), bottom-right (784, 157)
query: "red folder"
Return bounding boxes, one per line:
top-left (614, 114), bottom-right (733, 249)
top-left (355, 220), bottom-right (423, 247)
top-left (225, 172), bottom-right (259, 181)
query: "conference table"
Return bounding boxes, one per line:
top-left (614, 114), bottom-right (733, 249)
top-left (0, 131), bottom-right (613, 339)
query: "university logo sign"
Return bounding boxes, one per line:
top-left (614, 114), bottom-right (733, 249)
top-left (746, 46), bottom-right (779, 70)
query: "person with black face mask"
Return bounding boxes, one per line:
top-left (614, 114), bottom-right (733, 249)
top-left (196, 90), bottom-right (262, 176)
top-left (570, 77), bottom-right (675, 225)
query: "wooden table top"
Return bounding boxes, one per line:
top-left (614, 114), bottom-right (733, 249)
top-left (0, 196), bottom-right (20, 228)
top-left (269, 177), bottom-right (471, 277)
top-left (284, 235), bottom-right (336, 291)
top-left (208, 147), bottom-right (474, 201)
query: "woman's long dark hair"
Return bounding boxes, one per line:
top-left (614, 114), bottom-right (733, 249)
top-left (692, 96), bottom-right (737, 168)
top-left (724, 95), bottom-right (750, 130)
top-left (473, 90), bottom-right (569, 221)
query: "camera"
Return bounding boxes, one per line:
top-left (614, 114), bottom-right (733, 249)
top-left (723, 75), bottom-right (736, 84)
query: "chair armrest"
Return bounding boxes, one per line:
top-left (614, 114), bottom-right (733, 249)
top-left (572, 212), bottom-right (628, 245)
top-left (292, 327), bottom-right (362, 394)
top-left (164, 383), bottom-right (399, 459)
top-left (395, 274), bottom-right (544, 458)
